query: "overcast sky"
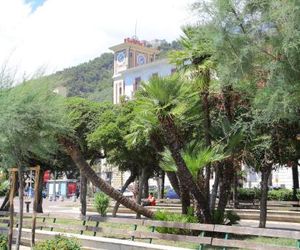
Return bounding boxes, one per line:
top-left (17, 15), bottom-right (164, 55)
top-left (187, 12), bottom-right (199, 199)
top-left (0, 0), bottom-right (195, 79)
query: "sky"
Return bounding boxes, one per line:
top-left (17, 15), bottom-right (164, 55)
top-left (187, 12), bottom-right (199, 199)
top-left (0, 0), bottom-right (195, 79)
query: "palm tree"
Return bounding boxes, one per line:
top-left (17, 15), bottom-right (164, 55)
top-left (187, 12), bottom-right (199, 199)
top-left (59, 137), bottom-right (154, 218)
top-left (169, 26), bottom-right (215, 204)
top-left (134, 75), bottom-right (212, 223)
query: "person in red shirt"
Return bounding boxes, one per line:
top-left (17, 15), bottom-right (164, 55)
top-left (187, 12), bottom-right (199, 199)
top-left (147, 192), bottom-right (156, 206)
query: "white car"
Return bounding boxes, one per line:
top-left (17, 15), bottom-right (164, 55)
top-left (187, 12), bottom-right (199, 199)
top-left (119, 189), bottom-right (134, 198)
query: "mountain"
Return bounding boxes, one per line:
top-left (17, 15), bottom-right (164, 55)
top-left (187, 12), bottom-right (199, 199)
top-left (47, 53), bottom-right (114, 102)
top-left (42, 40), bottom-right (181, 103)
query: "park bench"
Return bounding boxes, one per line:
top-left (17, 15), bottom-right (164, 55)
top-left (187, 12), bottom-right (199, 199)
top-left (1, 211), bottom-right (300, 249)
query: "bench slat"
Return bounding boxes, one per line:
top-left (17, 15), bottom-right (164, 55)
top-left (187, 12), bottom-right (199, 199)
top-left (143, 220), bottom-right (214, 231)
top-left (212, 238), bottom-right (298, 250)
top-left (214, 225), bottom-right (300, 240)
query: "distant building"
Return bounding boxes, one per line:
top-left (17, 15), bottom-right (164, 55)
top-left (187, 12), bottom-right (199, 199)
top-left (110, 37), bottom-right (175, 104)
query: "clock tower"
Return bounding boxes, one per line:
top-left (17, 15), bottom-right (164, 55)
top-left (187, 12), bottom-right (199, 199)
top-left (110, 38), bottom-right (159, 104)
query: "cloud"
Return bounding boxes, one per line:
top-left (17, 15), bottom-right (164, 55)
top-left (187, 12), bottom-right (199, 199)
top-left (0, 0), bottom-right (194, 79)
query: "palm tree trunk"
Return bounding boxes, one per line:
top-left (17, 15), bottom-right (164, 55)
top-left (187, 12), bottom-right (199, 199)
top-left (80, 169), bottom-right (87, 216)
top-left (160, 116), bottom-right (211, 223)
top-left (179, 183), bottom-right (190, 215)
top-left (136, 169), bottom-right (147, 219)
top-left (201, 88), bottom-right (212, 205)
top-left (210, 166), bottom-right (220, 210)
top-left (232, 172), bottom-right (238, 208)
top-left (60, 137), bottom-right (154, 218)
top-left (16, 166), bottom-right (24, 250)
top-left (217, 161), bottom-right (234, 213)
top-left (259, 164), bottom-right (272, 228)
top-left (112, 173), bottom-right (136, 217)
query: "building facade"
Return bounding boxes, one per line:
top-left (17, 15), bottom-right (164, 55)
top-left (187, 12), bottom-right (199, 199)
top-left (110, 38), bottom-right (175, 104)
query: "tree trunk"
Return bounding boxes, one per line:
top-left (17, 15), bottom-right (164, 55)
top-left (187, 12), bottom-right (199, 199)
top-left (166, 172), bottom-right (181, 198)
top-left (232, 172), bottom-right (238, 208)
top-left (210, 166), bottom-right (220, 210)
top-left (143, 176), bottom-right (149, 199)
top-left (112, 173), bottom-right (136, 217)
top-left (259, 164), bottom-right (272, 228)
top-left (36, 169), bottom-right (44, 213)
top-left (201, 88), bottom-right (212, 205)
top-left (16, 167), bottom-right (24, 250)
top-left (136, 169), bottom-right (147, 219)
top-left (160, 172), bottom-right (165, 199)
top-left (8, 172), bottom-right (16, 250)
top-left (80, 169), bottom-right (87, 216)
top-left (292, 162), bottom-right (299, 201)
top-left (160, 116), bottom-right (211, 223)
top-left (60, 137), bottom-right (154, 218)
top-left (179, 182), bottom-right (190, 215)
top-left (218, 161), bottom-right (234, 213)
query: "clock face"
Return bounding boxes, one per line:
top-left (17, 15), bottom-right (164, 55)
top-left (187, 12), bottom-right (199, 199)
top-left (137, 54), bottom-right (146, 65)
top-left (117, 51), bottom-right (126, 65)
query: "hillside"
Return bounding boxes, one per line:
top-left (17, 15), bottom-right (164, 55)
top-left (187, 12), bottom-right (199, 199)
top-left (48, 53), bottom-right (114, 102)
top-left (43, 40), bottom-right (181, 103)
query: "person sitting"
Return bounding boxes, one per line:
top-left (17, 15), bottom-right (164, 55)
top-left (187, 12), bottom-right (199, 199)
top-left (143, 192), bottom-right (156, 206)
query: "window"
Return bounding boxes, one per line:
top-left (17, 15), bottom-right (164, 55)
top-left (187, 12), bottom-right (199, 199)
top-left (171, 68), bottom-right (177, 74)
top-left (133, 77), bottom-right (141, 91)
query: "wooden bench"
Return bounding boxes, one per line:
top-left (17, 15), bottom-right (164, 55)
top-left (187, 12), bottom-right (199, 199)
top-left (1, 212), bottom-right (300, 250)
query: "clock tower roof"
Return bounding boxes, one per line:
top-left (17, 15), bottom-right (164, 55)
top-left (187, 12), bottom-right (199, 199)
top-left (109, 37), bottom-right (159, 54)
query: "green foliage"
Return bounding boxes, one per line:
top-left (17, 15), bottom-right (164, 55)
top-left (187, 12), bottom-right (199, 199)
top-left (154, 208), bottom-right (198, 234)
top-left (45, 53), bottom-right (114, 102)
top-left (267, 189), bottom-right (295, 201)
top-left (212, 210), bottom-right (240, 225)
top-left (33, 235), bottom-right (80, 250)
top-left (0, 234), bottom-right (7, 250)
top-left (0, 81), bottom-right (71, 169)
top-left (238, 188), bottom-right (299, 201)
top-left (94, 192), bottom-right (110, 217)
top-left (0, 180), bottom-right (9, 196)
top-left (237, 188), bottom-right (261, 201)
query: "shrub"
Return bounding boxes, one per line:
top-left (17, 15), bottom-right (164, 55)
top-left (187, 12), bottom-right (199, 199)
top-left (237, 188), bottom-right (261, 201)
top-left (212, 210), bottom-right (240, 225)
top-left (0, 234), bottom-right (7, 250)
top-left (268, 189), bottom-right (293, 201)
top-left (94, 192), bottom-right (110, 217)
top-left (33, 235), bottom-right (80, 250)
top-left (0, 180), bottom-right (9, 196)
top-left (154, 207), bottom-right (198, 235)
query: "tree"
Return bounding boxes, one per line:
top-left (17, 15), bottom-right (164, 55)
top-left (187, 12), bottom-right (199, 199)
top-left (192, 0), bottom-right (300, 227)
top-left (134, 75), bottom-right (212, 223)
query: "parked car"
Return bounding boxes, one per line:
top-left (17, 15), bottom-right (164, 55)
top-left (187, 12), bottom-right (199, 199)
top-left (118, 189), bottom-right (134, 198)
top-left (166, 189), bottom-right (179, 199)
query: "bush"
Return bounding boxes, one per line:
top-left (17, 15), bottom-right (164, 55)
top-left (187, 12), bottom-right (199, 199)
top-left (33, 235), bottom-right (80, 250)
top-left (0, 180), bottom-right (9, 196)
top-left (0, 234), bottom-right (7, 250)
top-left (94, 192), bottom-right (110, 217)
top-left (237, 188), bottom-right (261, 201)
top-left (268, 189), bottom-right (293, 201)
top-left (212, 210), bottom-right (240, 225)
top-left (154, 207), bottom-right (198, 235)
top-left (238, 188), bottom-right (300, 201)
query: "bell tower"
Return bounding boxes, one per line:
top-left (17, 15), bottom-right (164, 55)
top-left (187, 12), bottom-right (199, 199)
top-left (110, 38), bottom-right (158, 104)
